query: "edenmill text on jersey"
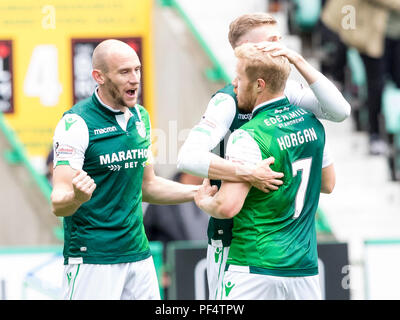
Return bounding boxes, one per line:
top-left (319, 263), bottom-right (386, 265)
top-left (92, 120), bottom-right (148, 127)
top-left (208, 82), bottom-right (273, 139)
top-left (264, 108), bottom-right (308, 128)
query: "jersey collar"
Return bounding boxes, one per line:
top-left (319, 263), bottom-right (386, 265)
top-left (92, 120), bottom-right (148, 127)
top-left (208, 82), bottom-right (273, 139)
top-left (252, 96), bottom-right (289, 118)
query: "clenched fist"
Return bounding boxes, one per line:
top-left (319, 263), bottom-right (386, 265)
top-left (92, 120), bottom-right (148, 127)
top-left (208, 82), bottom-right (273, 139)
top-left (51, 168), bottom-right (97, 217)
top-left (72, 170), bottom-right (97, 203)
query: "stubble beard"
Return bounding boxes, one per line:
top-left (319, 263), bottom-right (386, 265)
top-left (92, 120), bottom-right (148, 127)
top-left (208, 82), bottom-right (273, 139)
top-left (237, 94), bottom-right (254, 114)
top-left (236, 82), bottom-right (256, 113)
top-left (237, 102), bottom-right (252, 113)
top-left (105, 77), bottom-right (130, 109)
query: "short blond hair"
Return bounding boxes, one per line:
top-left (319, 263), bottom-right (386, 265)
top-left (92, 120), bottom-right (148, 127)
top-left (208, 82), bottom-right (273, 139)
top-left (228, 12), bottom-right (277, 48)
top-left (235, 43), bottom-right (290, 94)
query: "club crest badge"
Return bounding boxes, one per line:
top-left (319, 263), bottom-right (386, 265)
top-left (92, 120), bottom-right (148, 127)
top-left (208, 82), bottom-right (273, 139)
top-left (136, 121), bottom-right (146, 138)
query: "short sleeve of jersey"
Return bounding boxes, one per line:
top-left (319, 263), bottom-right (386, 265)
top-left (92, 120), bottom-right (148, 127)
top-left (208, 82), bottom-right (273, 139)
top-left (188, 92), bottom-right (237, 151)
top-left (177, 92), bottom-right (237, 177)
top-left (203, 93), bottom-right (236, 133)
top-left (225, 129), bottom-right (262, 167)
top-left (53, 113), bottom-right (89, 170)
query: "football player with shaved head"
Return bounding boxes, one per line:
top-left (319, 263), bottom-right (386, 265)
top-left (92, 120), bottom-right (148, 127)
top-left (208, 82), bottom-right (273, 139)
top-left (51, 39), bottom-right (200, 300)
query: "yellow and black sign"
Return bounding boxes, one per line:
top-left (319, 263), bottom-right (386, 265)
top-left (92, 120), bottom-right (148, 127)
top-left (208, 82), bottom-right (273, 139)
top-left (0, 0), bottom-right (154, 161)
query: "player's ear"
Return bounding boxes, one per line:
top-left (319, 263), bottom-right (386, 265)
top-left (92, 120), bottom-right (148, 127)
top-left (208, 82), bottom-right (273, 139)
top-left (92, 69), bottom-right (105, 85)
top-left (256, 78), bottom-right (266, 93)
top-left (232, 77), bottom-right (238, 88)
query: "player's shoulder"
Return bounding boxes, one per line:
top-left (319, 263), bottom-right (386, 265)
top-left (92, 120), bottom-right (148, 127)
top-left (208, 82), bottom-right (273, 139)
top-left (135, 104), bottom-right (152, 137)
top-left (55, 112), bottom-right (87, 132)
top-left (135, 103), bottom-right (148, 114)
top-left (208, 84), bottom-right (237, 114)
top-left (289, 103), bottom-right (324, 131)
top-left (290, 103), bottom-right (318, 120)
top-left (57, 96), bottom-right (97, 133)
top-left (212, 84), bottom-right (237, 101)
top-left (229, 128), bottom-right (257, 144)
top-left (63, 96), bottom-right (94, 121)
top-left (61, 97), bottom-right (91, 123)
top-left (227, 128), bottom-right (262, 162)
top-left (135, 104), bottom-right (151, 123)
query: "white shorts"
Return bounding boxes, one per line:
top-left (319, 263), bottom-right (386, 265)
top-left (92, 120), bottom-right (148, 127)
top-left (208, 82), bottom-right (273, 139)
top-left (62, 256), bottom-right (161, 300)
top-left (206, 241), bottom-right (230, 300)
top-left (220, 265), bottom-right (322, 300)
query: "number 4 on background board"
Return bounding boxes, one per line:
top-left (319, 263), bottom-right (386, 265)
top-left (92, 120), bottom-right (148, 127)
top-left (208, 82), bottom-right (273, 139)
top-left (23, 45), bottom-right (62, 107)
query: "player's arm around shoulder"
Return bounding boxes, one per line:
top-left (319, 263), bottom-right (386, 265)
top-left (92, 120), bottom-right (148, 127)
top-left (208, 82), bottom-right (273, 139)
top-left (177, 93), bottom-right (284, 191)
top-left (141, 164), bottom-right (199, 205)
top-left (194, 129), bottom-right (256, 219)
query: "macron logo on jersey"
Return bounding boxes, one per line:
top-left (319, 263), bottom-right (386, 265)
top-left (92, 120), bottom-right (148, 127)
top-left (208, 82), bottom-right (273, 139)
top-left (238, 113), bottom-right (252, 120)
top-left (94, 126), bottom-right (117, 135)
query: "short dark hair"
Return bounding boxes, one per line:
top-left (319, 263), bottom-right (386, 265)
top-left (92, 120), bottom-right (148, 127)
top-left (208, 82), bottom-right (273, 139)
top-left (228, 12), bottom-right (277, 48)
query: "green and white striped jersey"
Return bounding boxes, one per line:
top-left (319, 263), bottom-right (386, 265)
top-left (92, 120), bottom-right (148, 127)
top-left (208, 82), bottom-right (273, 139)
top-left (225, 97), bottom-right (329, 277)
top-left (53, 90), bottom-right (152, 265)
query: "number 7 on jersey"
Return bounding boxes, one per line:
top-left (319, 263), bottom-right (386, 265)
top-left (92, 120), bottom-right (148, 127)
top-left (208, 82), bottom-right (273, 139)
top-left (291, 157), bottom-right (312, 219)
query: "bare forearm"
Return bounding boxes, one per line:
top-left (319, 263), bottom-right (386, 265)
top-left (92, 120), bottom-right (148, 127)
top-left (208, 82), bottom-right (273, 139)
top-left (196, 195), bottom-right (229, 219)
top-left (321, 164), bottom-right (336, 194)
top-left (208, 153), bottom-right (252, 182)
top-left (51, 190), bottom-right (82, 217)
top-left (51, 168), bottom-right (96, 217)
top-left (195, 180), bottom-right (249, 219)
top-left (142, 176), bottom-right (199, 205)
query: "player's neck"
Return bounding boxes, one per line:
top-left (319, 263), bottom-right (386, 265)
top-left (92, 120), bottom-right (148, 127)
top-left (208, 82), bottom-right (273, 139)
top-left (254, 90), bottom-right (285, 110)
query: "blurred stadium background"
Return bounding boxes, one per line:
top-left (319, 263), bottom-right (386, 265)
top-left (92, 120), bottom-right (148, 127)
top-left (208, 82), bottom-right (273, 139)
top-left (0, 0), bottom-right (399, 300)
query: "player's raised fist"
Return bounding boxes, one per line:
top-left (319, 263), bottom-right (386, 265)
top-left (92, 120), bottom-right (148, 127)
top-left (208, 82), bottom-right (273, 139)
top-left (72, 169), bottom-right (96, 203)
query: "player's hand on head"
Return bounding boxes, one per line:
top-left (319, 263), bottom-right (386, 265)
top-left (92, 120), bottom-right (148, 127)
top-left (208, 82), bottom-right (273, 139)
top-left (255, 41), bottom-right (284, 52)
top-left (254, 41), bottom-right (276, 50)
top-left (72, 169), bottom-right (97, 203)
top-left (250, 157), bottom-right (284, 193)
top-left (255, 42), bottom-right (299, 64)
